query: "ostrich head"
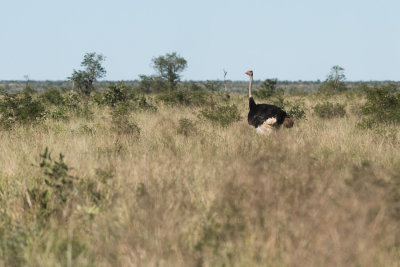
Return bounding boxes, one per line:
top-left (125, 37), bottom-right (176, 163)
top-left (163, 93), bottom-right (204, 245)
top-left (245, 70), bottom-right (253, 77)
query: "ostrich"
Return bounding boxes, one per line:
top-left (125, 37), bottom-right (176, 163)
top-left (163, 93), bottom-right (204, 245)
top-left (245, 70), bottom-right (294, 134)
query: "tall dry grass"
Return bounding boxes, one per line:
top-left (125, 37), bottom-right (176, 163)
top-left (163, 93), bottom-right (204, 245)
top-left (0, 94), bottom-right (399, 266)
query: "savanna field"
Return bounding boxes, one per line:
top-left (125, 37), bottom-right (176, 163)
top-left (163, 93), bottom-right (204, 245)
top-left (0, 82), bottom-right (400, 266)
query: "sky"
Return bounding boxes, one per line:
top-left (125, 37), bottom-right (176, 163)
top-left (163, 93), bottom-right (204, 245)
top-left (1, 0), bottom-right (399, 81)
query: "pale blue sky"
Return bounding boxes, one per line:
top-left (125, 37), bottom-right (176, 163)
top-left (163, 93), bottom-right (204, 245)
top-left (1, 0), bottom-right (399, 81)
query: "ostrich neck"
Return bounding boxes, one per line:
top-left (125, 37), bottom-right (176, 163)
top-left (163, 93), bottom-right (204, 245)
top-left (248, 76), bottom-right (253, 98)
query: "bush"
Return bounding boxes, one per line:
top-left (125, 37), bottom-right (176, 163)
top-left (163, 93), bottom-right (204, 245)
top-left (26, 148), bottom-right (78, 221)
top-left (254, 79), bottom-right (278, 99)
top-left (318, 65), bottom-right (348, 95)
top-left (138, 75), bottom-right (167, 93)
top-left (63, 91), bottom-right (81, 110)
top-left (319, 80), bottom-right (347, 95)
top-left (270, 91), bottom-right (285, 109)
top-left (313, 102), bottom-right (346, 119)
top-left (287, 102), bottom-right (306, 120)
top-left (179, 81), bottom-right (203, 91)
top-left (199, 104), bottom-right (240, 127)
top-left (134, 95), bottom-right (157, 112)
top-left (156, 89), bottom-right (211, 106)
top-left (0, 91), bottom-right (45, 128)
top-left (39, 88), bottom-right (64, 106)
top-left (99, 82), bottom-right (156, 112)
top-left (102, 82), bottom-right (129, 107)
top-left (44, 106), bottom-right (70, 121)
top-left (361, 85), bottom-right (400, 124)
top-left (204, 81), bottom-right (222, 92)
top-left (357, 118), bottom-right (378, 130)
top-left (110, 103), bottom-right (141, 137)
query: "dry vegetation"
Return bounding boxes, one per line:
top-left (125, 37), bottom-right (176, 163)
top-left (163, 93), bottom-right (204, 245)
top-left (0, 90), bottom-right (400, 266)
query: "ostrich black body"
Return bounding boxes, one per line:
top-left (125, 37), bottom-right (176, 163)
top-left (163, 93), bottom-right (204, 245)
top-left (248, 97), bottom-right (288, 128)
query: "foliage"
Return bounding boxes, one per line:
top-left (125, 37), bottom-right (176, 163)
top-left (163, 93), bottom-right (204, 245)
top-left (360, 84), bottom-right (400, 124)
top-left (0, 91), bottom-right (45, 128)
top-left (286, 102), bottom-right (307, 120)
top-left (156, 89), bottom-right (211, 106)
top-left (134, 95), bottom-right (157, 112)
top-left (110, 103), bottom-right (141, 137)
top-left (204, 80), bottom-right (222, 92)
top-left (69, 52), bottom-right (106, 95)
top-left (63, 91), bottom-right (81, 109)
top-left (39, 148), bottom-right (77, 205)
top-left (319, 65), bottom-right (347, 95)
top-left (44, 106), bottom-right (70, 121)
top-left (102, 82), bottom-right (130, 107)
top-left (313, 102), bottom-right (346, 119)
top-left (40, 88), bottom-right (65, 106)
top-left (69, 70), bottom-right (91, 95)
top-left (199, 104), bottom-right (240, 127)
top-left (179, 81), bottom-right (203, 91)
top-left (137, 75), bottom-right (167, 93)
top-left (254, 79), bottom-right (278, 98)
top-left (270, 91), bottom-right (286, 109)
top-left (26, 148), bottom-right (78, 222)
top-left (152, 52), bottom-right (187, 90)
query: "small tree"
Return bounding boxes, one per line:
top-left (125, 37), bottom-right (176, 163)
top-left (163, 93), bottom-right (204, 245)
top-left (320, 65), bottom-right (347, 94)
top-left (254, 79), bottom-right (278, 99)
top-left (152, 52), bottom-right (187, 90)
top-left (69, 52), bottom-right (106, 95)
top-left (361, 84), bottom-right (400, 124)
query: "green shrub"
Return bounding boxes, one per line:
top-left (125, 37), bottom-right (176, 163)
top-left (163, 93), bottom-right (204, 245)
top-left (44, 106), bottom-right (70, 121)
top-left (254, 79), bottom-right (278, 99)
top-left (27, 148), bottom-right (78, 221)
top-left (319, 80), bottom-right (347, 95)
top-left (111, 102), bottom-right (130, 117)
top-left (39, 148), bottom-right (77, 206)
top-left (0, 91), bottom-right (45, 128)
top-left (63, 91), bottom-right (81, 109)
top-left (357, 118), bottom-right (378, 130)
top-left (156, 89), bottom-right (210, 106)
top-left (40, 88), bottom-right (64, 106)
top-left (78, 104), bottom-right (94, 120)
top-left (287, 102), bottom-right (306, 120)
top-left (102, 82), bottom-right (130, 107)
top-left (318, 65), bottom-right (348, 95)
top-left (138, 75), bottom-right (167, 93)
top-left (199, 104), bottom-right (240, 127)
top-left (313, 102), bottom-right (346, 119)
top-left (134, 95), bottom-right (157, 112)
top-left (204, 81), bottom-right (222, 92)
top-left (361, 85), bottom-right (400, 124)
top-left (179, 81), bottom-right (204, 91)
top-left (270, 91), bottom-right (285, 109)
top-left (111, 103), bottom-right (141, 137)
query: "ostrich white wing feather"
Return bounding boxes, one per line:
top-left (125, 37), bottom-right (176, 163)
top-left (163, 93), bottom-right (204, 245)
top-left (256, 117), bottom-right (277, 135)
